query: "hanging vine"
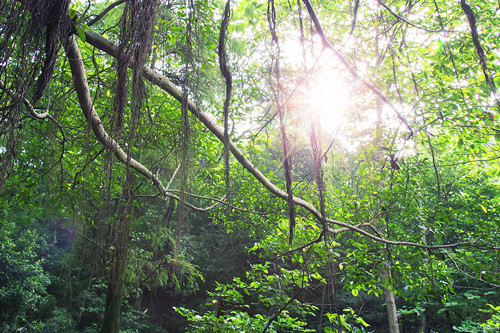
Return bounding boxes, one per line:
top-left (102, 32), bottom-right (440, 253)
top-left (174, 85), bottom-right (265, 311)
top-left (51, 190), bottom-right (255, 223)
top-left (218, 0), bottom-right (233, 203)
top-left (268, 0), bottom-right (296, 245)
top-left (115, 0), bottom-right (157, 130)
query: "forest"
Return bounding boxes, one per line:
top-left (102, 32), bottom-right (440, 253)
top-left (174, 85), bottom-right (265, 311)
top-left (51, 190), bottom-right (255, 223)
top-left (0, 0), bottom-right (499, 332)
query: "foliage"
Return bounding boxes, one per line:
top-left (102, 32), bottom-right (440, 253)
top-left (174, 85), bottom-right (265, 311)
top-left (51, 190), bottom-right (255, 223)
top-left (324, 308), bottom-right (371, 333)
top-left (175, 262), bottom-right (317, 332)
top-left (0, 0), bottom-right (499, 331)
top-left (0, 201), bottom-right (51, 331)
top-left (453, 304), bottom-right (500, 332)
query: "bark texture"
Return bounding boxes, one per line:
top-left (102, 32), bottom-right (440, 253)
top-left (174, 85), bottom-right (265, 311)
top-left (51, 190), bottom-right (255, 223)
top-left (101, 193), bottom-right (134, 333)
top-left (381, 264), bottom-right (400, 333)
top-left (101, 218), bottom-right (130, 333)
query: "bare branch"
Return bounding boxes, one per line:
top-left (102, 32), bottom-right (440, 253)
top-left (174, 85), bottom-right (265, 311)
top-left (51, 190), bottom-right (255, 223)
top-left (134, 190), bottom-right (271, 215)
top-left (166, 163), bottom-right (181, 190)
top-left (164, 192), bottom-right (221, 212)
top-left (168, 190), bottom-right (270, 215)
top-left (0, 78), bottom-right (67, 172)
top-left (0, 79), bottom-right (66, 140)
top-left (378, 0), bottom-right (447, 33)
top-left (87, 0), bottom-right (126, 27)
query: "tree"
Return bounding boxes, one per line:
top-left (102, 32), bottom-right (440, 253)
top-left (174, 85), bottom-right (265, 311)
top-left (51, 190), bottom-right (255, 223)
top-left (1, 0), bottom-right (499, 331)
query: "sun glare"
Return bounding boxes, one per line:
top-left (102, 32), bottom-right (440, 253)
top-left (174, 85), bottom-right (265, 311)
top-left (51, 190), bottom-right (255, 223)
top-left (281, 39), bottom-right (351, 134)
top-left (308, 70), bottom-right (350, 133)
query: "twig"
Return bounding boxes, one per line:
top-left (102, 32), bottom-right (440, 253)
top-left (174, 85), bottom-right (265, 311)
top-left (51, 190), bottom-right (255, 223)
top-left (262, 288), bottom-right (303, 333)
top-left (72, 148), bottom-right (104, 189)
top-left (87, 0), bottom-right (126, 27)
top-left (0, 78), bottom-right (67, 173)
top-left (445, 250), bottom-right (500, 288)
top-left (378, 0), bottom-right (447, 33)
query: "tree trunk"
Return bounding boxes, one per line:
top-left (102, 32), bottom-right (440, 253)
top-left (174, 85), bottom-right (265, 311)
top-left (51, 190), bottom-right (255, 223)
top-left (372, 25), bottom-right (400, 333)
top-left (101, 212), bottom-right (132, 333)
top-left (373, 30), bottom-right (400, 333)
top-left (417, 309), bottom-right (426, 333)
top-left (101, 176), bottom-right (135, 333)
top-left (381, 263), bottom-right (400, 333)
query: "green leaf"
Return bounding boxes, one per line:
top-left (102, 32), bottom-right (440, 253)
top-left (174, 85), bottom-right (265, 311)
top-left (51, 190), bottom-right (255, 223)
top-left (249, 281), bottom-right (260, 289)
top-left (75, 25), bottom-right (86, 42)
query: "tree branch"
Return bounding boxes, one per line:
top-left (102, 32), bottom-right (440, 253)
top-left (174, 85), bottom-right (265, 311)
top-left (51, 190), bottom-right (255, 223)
top-left (64, 35), bottom-right (167, 195)
top-left (77, 28), bottom-right (494, 251)
top-left (378, 0), bottom-right (446, 33)
top-left (133, 191), bottom-right (272, 215)
top-left (0, 79), bottom-right (49, 119)
top-left (0, 79), bottom-right (66, 139)
top-left (0, 78), bottom-right (67, 171)
top-left (87, 0), bottom-right (126, 27)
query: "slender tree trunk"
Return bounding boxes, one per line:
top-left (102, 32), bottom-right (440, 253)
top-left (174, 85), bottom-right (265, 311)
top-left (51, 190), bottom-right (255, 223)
top-left (417, 309), bottom-right (426, 333)
top-left (101, 236), bottom-right (128, 332)
top-left (372, 24), bottom-right (400, 332)
top-left (381, 263), bottom-right (400, 333)
top-left (101, 213), bottom-right (132, 333)
top-left (101, 177), bottom-right (135, 333)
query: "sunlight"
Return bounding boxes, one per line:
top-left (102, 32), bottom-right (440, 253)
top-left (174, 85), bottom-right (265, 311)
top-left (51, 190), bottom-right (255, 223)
top-left (308, 69), bottom-right (350, 133)
top-left (280, 38), bottom-right (351, 135)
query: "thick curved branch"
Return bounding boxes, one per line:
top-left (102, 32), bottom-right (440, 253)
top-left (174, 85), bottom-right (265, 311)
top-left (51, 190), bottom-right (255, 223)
top-left (79, 29), bottom-right (492, 251)
top-left (64, 35), bottom-right (223, 214)
top-left (64, 35), bottom-right (167, 195)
